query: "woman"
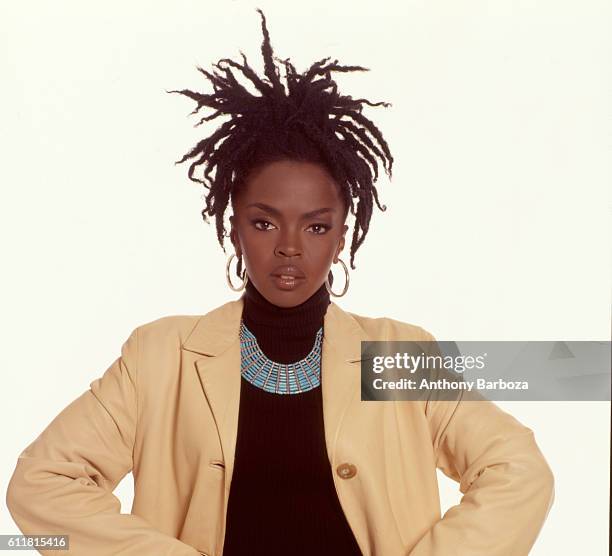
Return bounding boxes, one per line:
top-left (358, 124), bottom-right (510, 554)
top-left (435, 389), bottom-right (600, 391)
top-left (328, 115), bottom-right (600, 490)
top-left (6, 9), bottom-right (554, 556)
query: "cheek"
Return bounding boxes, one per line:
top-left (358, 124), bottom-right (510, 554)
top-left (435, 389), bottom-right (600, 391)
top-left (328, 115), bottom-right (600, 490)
top-left (241, 232), bottom-right (276, 253)
top-left (239, 233), bottom-right (275, 269)
top-left (311, 236), bottom-right (342, 265)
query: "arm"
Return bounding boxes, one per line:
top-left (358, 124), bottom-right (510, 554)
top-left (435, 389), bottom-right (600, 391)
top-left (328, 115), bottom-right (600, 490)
top-left (5, 327), bottom-right (201, 556)
top-left (408, 335), bottom-right (555, 556)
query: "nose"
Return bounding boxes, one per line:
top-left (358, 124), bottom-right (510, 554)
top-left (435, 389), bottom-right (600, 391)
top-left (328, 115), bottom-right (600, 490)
top-left (274, 228), bottom-right (302, 258)
top-left (275, 244), bottom-right (302, 258)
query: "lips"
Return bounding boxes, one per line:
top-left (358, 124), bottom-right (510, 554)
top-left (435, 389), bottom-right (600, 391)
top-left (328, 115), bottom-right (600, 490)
top-left (270, 265), bottom-right (305, 279)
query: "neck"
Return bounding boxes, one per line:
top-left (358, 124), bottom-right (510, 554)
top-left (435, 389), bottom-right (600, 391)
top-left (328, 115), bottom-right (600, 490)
top-left (241, 279), bottom-right (331, 364)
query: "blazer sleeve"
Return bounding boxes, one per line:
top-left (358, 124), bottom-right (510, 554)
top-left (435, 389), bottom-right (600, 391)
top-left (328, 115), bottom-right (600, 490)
top-left (408, 332), bottom-right (555, 556)
top-left (5, 327), bottom-right (201, 556)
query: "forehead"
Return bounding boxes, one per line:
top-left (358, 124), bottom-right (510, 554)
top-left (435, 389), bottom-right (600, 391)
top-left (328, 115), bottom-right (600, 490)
top-left (238, 160), bottom-right (342, 208)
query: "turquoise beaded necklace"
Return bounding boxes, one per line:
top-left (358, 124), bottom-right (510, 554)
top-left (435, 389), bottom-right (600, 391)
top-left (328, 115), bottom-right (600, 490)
top-left (239, 320), bottom-right (322, 395)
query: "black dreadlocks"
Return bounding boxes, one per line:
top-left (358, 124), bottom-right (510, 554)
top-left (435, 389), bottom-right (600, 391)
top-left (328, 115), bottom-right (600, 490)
top-left (167, 8), bottom-right (394, 279)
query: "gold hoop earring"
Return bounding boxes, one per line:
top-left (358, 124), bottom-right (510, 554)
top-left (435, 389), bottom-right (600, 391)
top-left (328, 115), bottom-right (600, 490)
top-left (325, 258), bottom-right (349, 298)
top-left (226, 253), bottom-right (248, 292)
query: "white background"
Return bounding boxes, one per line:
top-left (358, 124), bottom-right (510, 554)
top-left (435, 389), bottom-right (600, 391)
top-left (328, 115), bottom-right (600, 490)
top-left (1, 0), bottom-right (610, 554)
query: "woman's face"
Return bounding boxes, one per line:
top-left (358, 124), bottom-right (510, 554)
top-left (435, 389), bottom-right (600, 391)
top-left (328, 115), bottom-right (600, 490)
top-left (229, 159), bottom-right (349, 308)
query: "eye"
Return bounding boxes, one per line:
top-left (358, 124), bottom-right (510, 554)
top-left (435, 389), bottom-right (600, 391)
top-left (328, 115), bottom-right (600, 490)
top-left (307, 223), bottom-right (331, 235)
top-left (252, 219), bottom-right (277, 231)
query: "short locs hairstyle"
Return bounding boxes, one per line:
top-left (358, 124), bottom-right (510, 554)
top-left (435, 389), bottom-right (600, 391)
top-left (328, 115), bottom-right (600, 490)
top-left (168, 8), bottom-right (394, 279)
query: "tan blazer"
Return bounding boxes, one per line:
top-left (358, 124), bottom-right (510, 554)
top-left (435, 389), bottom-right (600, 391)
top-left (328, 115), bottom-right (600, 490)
top-left (6, 299), bottom-right (554, 556)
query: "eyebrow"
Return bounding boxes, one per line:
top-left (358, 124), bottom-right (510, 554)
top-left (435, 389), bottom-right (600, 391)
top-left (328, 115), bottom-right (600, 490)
top-left (245, 203), bottom-right (336, 219)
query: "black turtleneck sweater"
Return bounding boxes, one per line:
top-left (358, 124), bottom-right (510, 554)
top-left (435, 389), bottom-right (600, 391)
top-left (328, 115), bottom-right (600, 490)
top-left (221, 279), bottom-right (363, 556)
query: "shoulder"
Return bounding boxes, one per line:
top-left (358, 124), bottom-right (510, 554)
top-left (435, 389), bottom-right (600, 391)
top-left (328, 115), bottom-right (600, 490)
top-left (133, 314), bottom-right (202, 346)
top-left (341, 307), bottom-right (436, 342)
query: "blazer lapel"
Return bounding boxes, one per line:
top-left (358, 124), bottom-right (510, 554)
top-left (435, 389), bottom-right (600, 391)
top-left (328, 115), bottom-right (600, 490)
top-left (181, 296), bottom-right (369, 500)
top-left (319, 298), bottom-right (370, 465)
top-left (181, 299), bottom-right (243, 515)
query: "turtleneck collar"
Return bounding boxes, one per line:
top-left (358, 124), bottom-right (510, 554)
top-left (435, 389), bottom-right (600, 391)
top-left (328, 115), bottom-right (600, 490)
top-left (241, 278), bottom-right (331, 364)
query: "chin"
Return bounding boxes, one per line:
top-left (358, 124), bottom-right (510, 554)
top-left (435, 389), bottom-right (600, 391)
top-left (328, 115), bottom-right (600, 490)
top-left (271, 291), bottom-right (306, 306)
top-left (268, 289), bottom-right (312, 308)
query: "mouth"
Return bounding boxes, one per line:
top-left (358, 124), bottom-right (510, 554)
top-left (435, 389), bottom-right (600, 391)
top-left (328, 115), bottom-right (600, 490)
top-left (270, 274), bottom-right (306, 291)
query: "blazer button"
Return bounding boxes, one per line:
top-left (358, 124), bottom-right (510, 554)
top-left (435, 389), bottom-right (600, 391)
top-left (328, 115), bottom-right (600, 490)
top-left (336, 462), bottom-right (357, 479)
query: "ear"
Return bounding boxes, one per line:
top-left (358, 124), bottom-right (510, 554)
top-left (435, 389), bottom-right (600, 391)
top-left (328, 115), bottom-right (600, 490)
top-left (229, 216), bottom-right (242, 258)
top-left (334, 224), bottom-right (349, 262)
